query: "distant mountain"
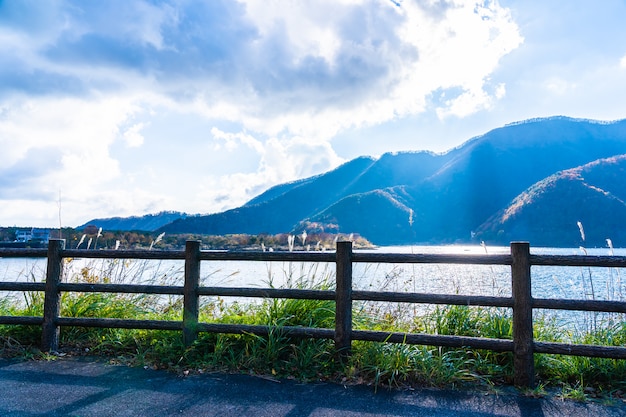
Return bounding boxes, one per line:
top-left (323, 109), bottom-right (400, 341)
top-left (78, 211), bottom-right (188, 232)
top-left (308, 116), bottom-right (626, 244)
top-left (475, 155), bottom-right (626, 247)
top-left (149, 116), bottom-right (626, 247)
top-left (159, 151), bottom-right (453, 238)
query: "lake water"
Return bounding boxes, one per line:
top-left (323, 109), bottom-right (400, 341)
top-left (1, 244), bottom-right (624, 334)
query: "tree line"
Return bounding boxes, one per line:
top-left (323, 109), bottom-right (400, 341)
top-left (0, 227), bottom-right (372, 251)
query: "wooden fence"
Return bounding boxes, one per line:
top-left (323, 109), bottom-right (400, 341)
top-left (1, 239), bottom-right (625, 388)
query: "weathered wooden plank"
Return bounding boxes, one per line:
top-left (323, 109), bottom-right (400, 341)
top-left (58, 283), bottom-right (184, 295)
top-left (335, 241), bottom-right (353, 359)
top-left (48, 316), bottom-right (626, 361)
top-left (534, 341), bottom-right (626, 359)
top-left (351, 330), bottom-right (514, 352)
top-left (352, 291), bottom-right (513, 307)
top-left (352, 252), bottom-right (512, 265)
top-left (197, 287), bottom-right (335, 300)
top-left (7, 246), bottom-right (626, 268)
top-left (51, 282), bottom-right (626, 314)
top-left (196, 323), bottom-right (335, 340)
top-left (531, 254), bottom-right (626, 267)
top-left (511, 242), bottom-right (534, 387)
top-left (61, 249), bottom-right (186, 260)
top-left (0, 282), bottom-right (45, 292)
top-left (0, 248), bottom-right (47, 258)
top-left (41, 240), bottom-right (63, 352)
top-left (0, 316), bottom-right (43, 325)
top-left (199, 251), bottom-right (336, 262)
top-left (183, 241), bottom-right (201, 346)
top-left (62, 249), bottom-right (334, 262)
top-left (533, 298), bottom-right (626, 313)
top-left (56, 317), bottom-right (183, 331)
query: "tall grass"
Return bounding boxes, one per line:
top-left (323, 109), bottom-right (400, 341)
top-left (575, 221), bottom-right (626, 335)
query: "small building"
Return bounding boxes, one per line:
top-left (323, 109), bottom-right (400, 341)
top-left (15, 228), bottom-right (51, 243)
top-left (15, 229), bottom-right (32, 242)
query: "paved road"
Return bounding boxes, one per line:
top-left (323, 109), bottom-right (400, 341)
top-left (0, 357), bottom-right (624, 417)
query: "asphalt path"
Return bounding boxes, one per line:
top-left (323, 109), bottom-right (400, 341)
top-left (0, 357), bottom-right (624, 417)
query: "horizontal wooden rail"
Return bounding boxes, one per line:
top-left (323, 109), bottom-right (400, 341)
top-left (351, 330), bottom-right (515, 352)
top-left (57, 317), bottom-right (183, 331)
top-left (4, 283), bottom-right (625, 313)
top-left (530, 254), bottom-right (626, 267)
top-left (62, 249), bottom-right (186, 260)
top-left (4, 247), bottom-right (626, 266)
top-left (0, 248), bottom-right (48, 258)
top-left (0, 248), bottom-right (513, 264)
top-left (0, 282), bottom-right (45, 292)
top-left (352, 252), bottom-right (512, 265)
top-left (1, 239), bottom-right (625, 389)
top-left (58, 283), bottom-right (183, 295)
top-left (534, 341), bottom-right (626, 359)
top-left (0, 316), bottom-right (43, 326)
top-left (352, 290), bottom-right (513, 308)
top-left (197, 287), bottom-right (336, 300)
top-left (532, 297), bottom-right (626, 313)
top-left (196, 323), bottom-right (335, 340)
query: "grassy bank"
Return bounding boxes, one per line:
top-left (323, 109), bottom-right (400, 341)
top-left (0, 262), bottom-right (625, 404)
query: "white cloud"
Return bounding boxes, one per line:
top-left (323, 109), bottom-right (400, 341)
top-left (621, 55), bottom-right (626, 69)
top-left (0, 0), bottom-right (525, 226)
top-left (210, 128), bottom-right (264, 153)
top-left (544, 77), bottom-right (577, 95)
top-left (122, 123), bottom-right (146, 147)
top-left (262, 136), bottom-right (344, 181)
top-left (194, 130), bottom-right (345, 214)
top-left (222, 130), bottom-right (343, 192)
top-left (2, 0), bottom-right (522, 134)
top-left (0, 95), bottom-right (141, 225)
top-left (437, 89), bottom-right (493, 119)
top-left (412, 2), bottom-right (522, 119)
top-left (243, 0), bottom-right (345, 65)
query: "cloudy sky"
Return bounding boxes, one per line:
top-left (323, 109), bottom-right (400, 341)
top-left (2, 0), bottom-right (626, 228)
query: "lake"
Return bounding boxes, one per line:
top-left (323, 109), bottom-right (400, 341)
top-left (1, 244), bottom-right (624, 334)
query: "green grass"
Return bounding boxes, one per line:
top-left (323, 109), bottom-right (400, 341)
top-left (0, 266), bottom-right (625, 403)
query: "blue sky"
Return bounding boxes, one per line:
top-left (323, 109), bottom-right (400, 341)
top-left (1, 0), bottom-right (626, 228)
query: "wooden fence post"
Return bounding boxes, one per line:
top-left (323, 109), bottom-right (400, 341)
top-left (511, 241), bottom-right (535, 388)
top-left (335, 241), bottom-right (353, 360)
top-left (42, 239), bottom-right (64, 352)
top-left (183, 240), bottom-right (201, 347)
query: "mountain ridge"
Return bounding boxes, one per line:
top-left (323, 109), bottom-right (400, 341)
top-left (81, 116), bottom-right (626, 247)
top-left (475, 154), bottom-right (626, 246)
top-left (78, 211), bottom-right (188, 232)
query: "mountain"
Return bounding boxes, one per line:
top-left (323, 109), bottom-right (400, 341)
top-left (309, 116), bottom-right (626, 244)
top-left (475, 155), bottom-right (626, 247)
top-left (160, 152), bottom-right (454, 236)
top-left (79, 211), bottom-right (188, 232)
top-left (148, 117), bottom-right (626, 246)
